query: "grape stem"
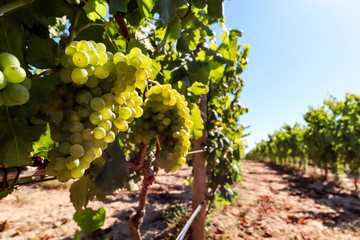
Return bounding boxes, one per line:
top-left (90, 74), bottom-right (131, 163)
top-left (125, 143), bottom-right (159, 240)
top-left (147, 79), bottom-right (161, 86)
top-left (69, 3), bottom-right (85, 43)
top-left (29, 69), bottom-right (57, 81)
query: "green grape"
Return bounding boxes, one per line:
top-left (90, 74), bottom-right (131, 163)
top-left (57, 168), bottom-right (72, 182)
top-left (126, 99), bottom-right (135, 108)
top-left (89, 111), bottom-right (103, 125)
top-left (1, 83), bottom-right (30, 106)
top-left (69, 121), bottom-right (84, 133)
top-left (0, 53), bottom-right (20, 69)
top-left (163, 117), bottom-right (171, 125)
top-left (71, 68), bottom-right (88, 84)
top-left (97, 43), bottom-right (106, 52)
top-left (140, 55), bottom-right (152, 69)
top-left (85, 65), bottom-right (95, 76)
top-left (93, 138), bottom-right (108, 150)
top-left (89, 86), bottom-right (102, 97)
top-left (71, 133), bottom-right (83, 144)
top-left (82, 140), bottom-right (94, 151)
top-left (129, 47), bottom-right (142, 57)
top-left (0, 71), bottom-right (6, 89)
top-left (21, 77), bottom-right (32, 90)
top-left (113, 52), bottom-right (127, 64)
top-left (45, 162), bottom-right (57, 176)
top-left (54, 157), bottom-right (66, 171)
top-left (135, 79), bottom-right (146, 89)
top-left (78, 105), bottom-right (92, 118)
top-left (114, 117), bottom-right (128, 131)
top-left (72, 51), bottom-right (90, 68)
top-left (3, 65), bottom-right (26, 83)
top-left (101, 93), bottom-right (115, 107)
top-left (75, 89), bottom-right (93, 105)
top-left (104, 131), bottom-right (116, 143)
top-left (93, 126), bottom-right (106, 139)
top-left (88, 51), bottom-right (99, 65)
top-left (76, 40), bottom-right (91, 52)
top-left (98, 120), bottom-right (112, 131)
top-left (92, 147), bottom-right (102, 158)
top-left (82, 149), bottom-right (96, 162)
top-left (97, 51), bottom-right (108, 65)
top-left (89, 40), bottom-right (97, 50)
top-left (65, 156), bottom-right (80, 169)
top-left (118, 107), bottom-right (132, 119)
top-left (70, 144), bottom-right (85, 158)
top-left (99, 107), bottom-right (113, 120)
top-left (47, 148), bottom-right (61, 161)
top-left (59, 68), bottom-right (72, 83)
top-left (85, 75), bottom-right (99, 88)
top-left (82, 128), bottom-right (94, 141)
top-left (115, 62), bottom-right (128, 74)
top-left (90, 97), bottom-right (106, 111)
top-left (80, 159), bottom-right (90, 170)
top-left (94, 65), bottom-right (110, 79)
top-left (134, 106), bottom-right (143, 118)
top-left (135, 68), bottom-right (148, 81)
top-left (65, 45), bottom-right (77, 56)
top-left (92, 157), bottom-right (106, 167)
top-left (71, 164), bottom-right (85, 178)
top-left (115, 95), bottom-right (126, 105)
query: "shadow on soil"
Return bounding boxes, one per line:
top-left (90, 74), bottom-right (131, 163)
top-left (263, 161), bottom-right (360, 230)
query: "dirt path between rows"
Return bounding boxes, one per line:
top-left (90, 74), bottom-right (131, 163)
top-left (208, 160), bottom-right (360, 240)
top-left (0, 166), bottom-right (192, 240)
top-left (1, 160), bottom-right (360, 240)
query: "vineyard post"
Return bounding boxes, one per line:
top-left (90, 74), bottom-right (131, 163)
top-left (191, 95), bottom-right (207, 240)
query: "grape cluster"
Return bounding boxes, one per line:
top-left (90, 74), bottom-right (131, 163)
top-left (45, 41), bottom-right (151, 181)
top-left (0, 53), bottom-right (30, 106)
top-left (130, 84), bottom-right (192, 172)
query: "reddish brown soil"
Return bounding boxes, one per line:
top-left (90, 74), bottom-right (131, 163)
top-left (208, 160), bottom-right (360, 240)
top-left (1, 160), bottom-right (360, 240)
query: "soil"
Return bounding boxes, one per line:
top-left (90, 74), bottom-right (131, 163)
top-left (208, 160), bottom-right (360, 240)
top-left (1, 160), bottom-right (360, 240)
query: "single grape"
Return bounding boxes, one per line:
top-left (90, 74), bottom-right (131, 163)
top-left (90, 97), bottom-right (106, 111)
top-left (93, 126), bottom-right (106, 139)
top-left (94, 65), bottom-right (110, 79)
top-left (89, 111), bottom-right (103, 125)
top-left (0, 71), bottom-right (6, 89)
top-left (97, 42), bottom-right (106, 52)
top-left (65, 156), bottom-right (80, 169)
top-left (71, 68), bottom-right (88, 84)
top-left (65, 45), bottom-right (77, 56)
top-left (0, 53), bottom-right (20, 69)
top-left (76, 40), bottom-right (91, 52)
top-left (71, 164), bottom-right (85, 178)
top-left (3, 65), bottom-right (26, 83)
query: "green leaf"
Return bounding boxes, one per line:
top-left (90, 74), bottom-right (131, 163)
top-left (207, 0), bottom-right (224, 19)
top-left (92, 141), bottom-right (129, 194)
top-left (191, 0), bottom-right (207, 8)
top-left (70, 175), bottom-right (92, 212)
top-left (73, 207), bottom-right (106, 233)
top-left (109, 0), bottom-right (130, 14)
top-left (84, 0), bottom-right (107, 21)
top-left (31, 124), bottom-right (54, 157)
top-left (165, 17), bottom-right (181, 42)
top-left (190, 104), bottom-right (204, 140)
top-left (26, 35), bottom-right (59, 70)
top-left (137, 0), bottom-right (155, 17)
top-left (188, 81), bottom-right (209, 96)
top-left (0, 18), bottom-right (25, 66)
top-left (154, 0), bottom-right (175, 26)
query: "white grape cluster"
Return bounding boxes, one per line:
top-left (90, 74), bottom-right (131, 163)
top-left (0, 53), bottom-right (31, 106)
top-left (46, 41), bottom-right (151, 182)
top-left (130, 84), bottom-right (192, 172)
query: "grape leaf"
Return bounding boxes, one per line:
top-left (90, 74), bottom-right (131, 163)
top-left (70, 175), bottom-right (92, 212)
top-left (190, 104), bottom-right (204, 140)
top-left (0, 18), bottom-right (25, 67)
top-left (92, 141), bottom-right (129, 194)
top-left (165, 17), bottom-right (181, 42)
top-left (73, 207), bottom-right (105, 233)
top-left (154, 0), bottom-right (175, 26)
top-left (207, 0), bottom-right (224, 19)
top-left (191, 0), bottom-right (207, 8)
top-left (31, 124), bottom-right (54, 157)
top-left (109, 0), bottom-right (130, 14)
top-left (188, 81), bottom-right (209, 96)
top-left (26, 34), bottom-right (59, 69)
top-left (137, 0), bottom-right (155, 18)
top-left (84, 0), bottom-right (107, 21)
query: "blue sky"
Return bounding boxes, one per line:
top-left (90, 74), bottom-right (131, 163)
top-left (219, 0), bottom-right (360, 152)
